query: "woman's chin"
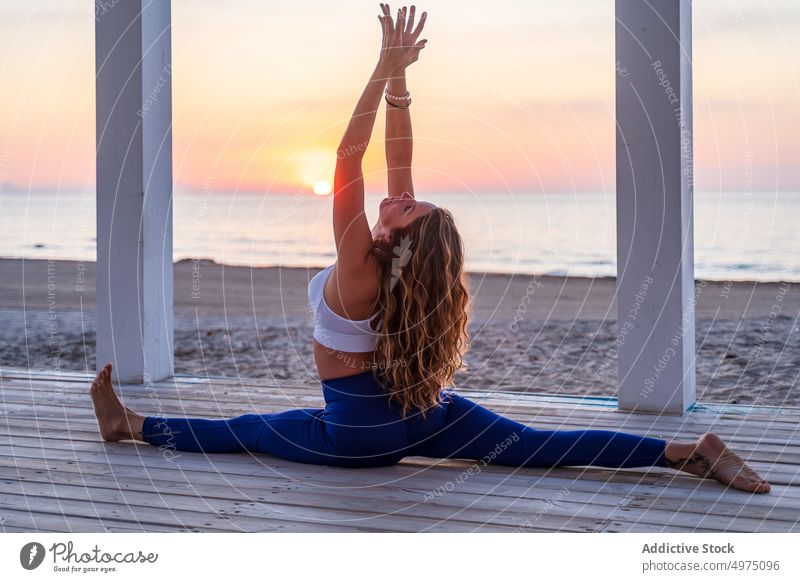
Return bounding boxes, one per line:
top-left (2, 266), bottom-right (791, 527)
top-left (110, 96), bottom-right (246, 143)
top-left (371, 227), bottom-right (387, 242)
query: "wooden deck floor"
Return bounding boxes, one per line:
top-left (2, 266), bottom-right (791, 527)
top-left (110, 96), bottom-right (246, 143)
top-left (1, 368), bottom-right (799, 533)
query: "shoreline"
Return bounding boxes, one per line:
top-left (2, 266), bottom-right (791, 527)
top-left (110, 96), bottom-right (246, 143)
top-left (1, 258), bottom-right (798, 407)
top-left (5, 255), bottom-right (799, 285)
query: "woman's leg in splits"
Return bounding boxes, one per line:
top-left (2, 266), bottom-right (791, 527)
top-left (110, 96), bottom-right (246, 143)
top-left (90, 363), bottom-right (405, 468)
top-left (417, 392), bottom-right (770, 493)
top-left (90, 364), bottom-right (335, 463)
top-left (418, 392), bottom-right (666, 469)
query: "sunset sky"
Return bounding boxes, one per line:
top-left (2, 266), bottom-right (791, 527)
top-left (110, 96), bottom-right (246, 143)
top-left (1, 0), bottom-right (798, 195)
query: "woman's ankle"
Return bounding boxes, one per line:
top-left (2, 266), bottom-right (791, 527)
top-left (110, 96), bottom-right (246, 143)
top-left (664, 440), bottom-right (697, 468)
top-left (125, 412), bottom-right (146, 441)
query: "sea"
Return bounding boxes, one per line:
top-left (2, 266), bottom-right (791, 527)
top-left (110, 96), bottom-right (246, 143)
top-left (1, 191), bottom-right (798, 282)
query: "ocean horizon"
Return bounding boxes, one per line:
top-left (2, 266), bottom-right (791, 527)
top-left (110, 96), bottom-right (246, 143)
top-left (1, 190), bottom-right (798, 282)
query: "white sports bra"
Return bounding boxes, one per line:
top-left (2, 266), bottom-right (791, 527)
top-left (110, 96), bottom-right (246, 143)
top-left (308, 265), bottom-right (381, 353)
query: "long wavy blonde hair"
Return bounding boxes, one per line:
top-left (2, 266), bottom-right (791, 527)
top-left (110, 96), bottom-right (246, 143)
top-left (370, 207), bottom-right (470, 418)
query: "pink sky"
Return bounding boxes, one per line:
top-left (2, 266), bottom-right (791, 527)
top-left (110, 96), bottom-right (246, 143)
top-left (1, 0), bottom-right (798, 195)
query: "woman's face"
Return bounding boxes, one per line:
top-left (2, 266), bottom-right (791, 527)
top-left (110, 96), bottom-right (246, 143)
top-left (374, 192), bottom-right (437, 238)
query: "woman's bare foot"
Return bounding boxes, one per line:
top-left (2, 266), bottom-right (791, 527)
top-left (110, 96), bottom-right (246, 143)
top-left (90, 363), bottom-right (145, 442)
top-left (665, 432), bottom-right (770, 494)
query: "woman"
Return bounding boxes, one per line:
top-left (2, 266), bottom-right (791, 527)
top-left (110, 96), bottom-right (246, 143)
top-left (90, 4), bottom-right (770, 494)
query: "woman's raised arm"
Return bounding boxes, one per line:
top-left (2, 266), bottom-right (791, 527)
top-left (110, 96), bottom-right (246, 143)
top-left (383, 4), bottom-right (426, 199)
top-left (332, 63), bottom-right (391, 272)
top-left (333, 6), bottom-right (427, 274)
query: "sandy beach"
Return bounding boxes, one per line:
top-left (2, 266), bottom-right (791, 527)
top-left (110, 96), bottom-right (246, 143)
top-left (0, 257), bottom-right (797, 407)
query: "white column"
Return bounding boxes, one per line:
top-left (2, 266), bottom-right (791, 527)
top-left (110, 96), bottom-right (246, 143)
top-left (95, 0), bottom-right (173, 384)
top-left (615, 0), bottom-right (695, 414)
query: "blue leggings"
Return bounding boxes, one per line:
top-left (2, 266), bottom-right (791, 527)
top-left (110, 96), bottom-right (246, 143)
top-left (141, 371), bottom-right (667, 469)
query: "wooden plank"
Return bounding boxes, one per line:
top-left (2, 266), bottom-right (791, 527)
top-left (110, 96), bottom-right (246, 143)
top-left (1, 476), bottom-right (604, 534)
top-left (0, 492), bottom-right (379, 533)
top-left (3, 525), bottom-right (62, 533)
top-left (0, 454), bottom-right (668, 505)
top-left (626, 494), bottom-right (800, 525)
top-left (0, 484), bottom-right (403, 534)
top-left (603, 505), bottom-right (790, 533)
top-left (4, 440), bottom-right (797, 506)
top-left (600, 520), bottom-right (722, 533)
top-left (0, 507), bottom-right (190, 533)
top-left (2, 447), bottom-right (644, 513)
top-left (6, 465), bottom-right (622, 515)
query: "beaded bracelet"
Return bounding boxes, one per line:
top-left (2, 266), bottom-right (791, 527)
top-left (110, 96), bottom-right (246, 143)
top-left (385, 95), bottom-right (411, 108)
top-left (384, 89), bottom-right (411, 108)
top-left (385, 89), bottom-right (411, 102)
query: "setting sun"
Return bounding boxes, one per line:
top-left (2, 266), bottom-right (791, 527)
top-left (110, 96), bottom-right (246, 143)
top-left (313, 180), bottom-right (332, 196)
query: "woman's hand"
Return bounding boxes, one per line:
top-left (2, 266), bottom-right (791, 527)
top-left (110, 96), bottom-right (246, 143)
top-left (377, 4), bottom-right (427, 73)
